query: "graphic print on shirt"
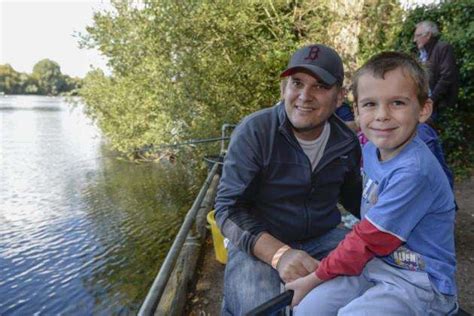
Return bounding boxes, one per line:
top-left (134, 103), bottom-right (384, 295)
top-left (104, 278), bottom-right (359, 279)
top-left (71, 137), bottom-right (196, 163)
top-left (361, 171), bottom-right (426, 271)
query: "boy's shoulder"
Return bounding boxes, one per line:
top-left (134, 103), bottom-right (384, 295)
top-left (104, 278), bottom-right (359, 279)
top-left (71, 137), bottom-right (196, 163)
top-left (364, 137), bottom-right (438, 177)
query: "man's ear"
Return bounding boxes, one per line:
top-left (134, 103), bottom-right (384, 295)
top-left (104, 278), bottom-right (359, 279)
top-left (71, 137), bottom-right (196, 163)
top-left (419, 98), bottom-right (433, 123)
top-left (280, 79), bottom-right (288, 100)
top-left (335, 87), bottom-right (344, 106)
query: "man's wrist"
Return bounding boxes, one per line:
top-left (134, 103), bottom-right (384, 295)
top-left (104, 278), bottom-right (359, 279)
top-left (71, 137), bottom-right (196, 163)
top-left (271, 245), bottom-right (291, 269)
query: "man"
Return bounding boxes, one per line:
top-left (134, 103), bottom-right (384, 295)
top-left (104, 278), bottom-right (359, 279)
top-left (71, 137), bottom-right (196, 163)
top-left (413, 20), bottom-right (459, 119)
top-left (215, 44), bottom-right (362, 315)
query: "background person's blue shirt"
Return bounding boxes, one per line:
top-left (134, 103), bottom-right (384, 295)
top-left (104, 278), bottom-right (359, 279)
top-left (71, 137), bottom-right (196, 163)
top-left (417, 123), bottom-right (454, 189)
top-left (335, 102), bottom-right (354, 122)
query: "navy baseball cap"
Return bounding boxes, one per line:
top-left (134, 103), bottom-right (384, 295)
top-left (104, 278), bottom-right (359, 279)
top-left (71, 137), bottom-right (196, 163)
top-left (280, 44), bottom-right (344, 85)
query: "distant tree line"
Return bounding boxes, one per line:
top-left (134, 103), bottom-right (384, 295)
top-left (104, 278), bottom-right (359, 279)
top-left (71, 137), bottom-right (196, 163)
top-left (0, 59), bottom-right (82, 96)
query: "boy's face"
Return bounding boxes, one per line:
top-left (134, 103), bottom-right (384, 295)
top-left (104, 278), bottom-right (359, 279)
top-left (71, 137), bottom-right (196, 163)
top-left (356, 68), bottom-right (432, 161)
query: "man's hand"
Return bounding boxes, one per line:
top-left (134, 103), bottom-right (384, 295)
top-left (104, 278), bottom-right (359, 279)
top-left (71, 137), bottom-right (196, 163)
top-left (285, 272), bottom-right (323, 306)
top-left (277, 249), bottom-right (319, 283)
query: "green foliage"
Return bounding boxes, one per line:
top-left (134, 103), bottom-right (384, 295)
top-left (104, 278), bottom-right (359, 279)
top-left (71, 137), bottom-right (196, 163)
top-left (0, 64), bottom-right (22, 94)
top-left (357, 0), bottom-right (405, 65)
top-left (81, 1), bottom-right (384, 156)
top-left (0, 60), bottom-right (81, 95)
top-left (32, 59), bottom-right (66, 95)
top-left (393, 0), bottom-right (474, 176)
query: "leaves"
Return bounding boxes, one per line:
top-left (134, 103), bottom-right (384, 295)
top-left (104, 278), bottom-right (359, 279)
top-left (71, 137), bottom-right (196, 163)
top-left (79, 0), bottom-right (414, 160)
top-left (0, 61), bottom-right (81, 95)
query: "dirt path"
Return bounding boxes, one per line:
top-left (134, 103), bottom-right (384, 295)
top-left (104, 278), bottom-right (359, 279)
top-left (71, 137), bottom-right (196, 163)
top-left (186, 238), bottom-right (224, 316)
top-left (454, 176), bottom-right (474, 313)
top-left (187, 176), bottom-right (474, 315)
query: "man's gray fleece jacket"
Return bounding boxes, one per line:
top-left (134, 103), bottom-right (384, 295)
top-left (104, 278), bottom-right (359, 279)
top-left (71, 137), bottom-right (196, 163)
top-left (215, 101), bottom-right (362, 256)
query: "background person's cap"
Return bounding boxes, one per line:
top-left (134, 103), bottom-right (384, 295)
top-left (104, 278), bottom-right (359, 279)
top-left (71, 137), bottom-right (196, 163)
top-left (280, 44), bottom-right (344, 85)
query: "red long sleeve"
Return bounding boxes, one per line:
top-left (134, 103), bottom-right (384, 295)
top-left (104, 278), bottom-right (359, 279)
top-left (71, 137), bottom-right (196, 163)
top-left (316, 219), bottom-right (402, 281)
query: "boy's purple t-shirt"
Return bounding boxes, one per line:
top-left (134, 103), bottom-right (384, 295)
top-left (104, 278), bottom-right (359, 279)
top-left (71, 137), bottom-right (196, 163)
top-left (361, 136), bottom-right (456, 295)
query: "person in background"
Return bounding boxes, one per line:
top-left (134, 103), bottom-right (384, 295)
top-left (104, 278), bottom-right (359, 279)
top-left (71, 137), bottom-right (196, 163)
top-left (417, 122), bottom-right (454, 189)
top-left (413, 20), bottom-right (459, 120)
top-left (215, 44), bottom-right (362, 315)
top-left (286, 51), bottom-right (457, 315)
top-left (335, 100), bottom-right (358, 132)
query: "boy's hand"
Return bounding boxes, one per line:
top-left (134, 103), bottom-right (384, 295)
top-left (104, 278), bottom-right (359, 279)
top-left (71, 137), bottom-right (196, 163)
top-left (285, 272), bottom-right (323, 307)
top-left (277, 249), bottom-right (319, 283)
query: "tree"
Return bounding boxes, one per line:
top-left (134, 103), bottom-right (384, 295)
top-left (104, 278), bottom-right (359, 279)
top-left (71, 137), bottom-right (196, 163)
top-left (62, 75), bottom-right (82, 95)
top-left (79, 0), bottom-right (403, 158)
top-left (32, 59), bottom-right (66, 95)
top-left (0, 64), bottom-right (21, 94)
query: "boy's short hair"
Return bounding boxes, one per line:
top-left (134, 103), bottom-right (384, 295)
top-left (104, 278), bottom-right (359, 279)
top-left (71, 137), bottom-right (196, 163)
top-left (352, 51), bottom-right (429, 105)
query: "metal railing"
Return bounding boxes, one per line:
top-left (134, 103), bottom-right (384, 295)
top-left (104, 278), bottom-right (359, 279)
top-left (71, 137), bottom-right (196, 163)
top-left (220, 124), bottom-right (236, 154)
top-left (138, 162), bottom-right (220, 316)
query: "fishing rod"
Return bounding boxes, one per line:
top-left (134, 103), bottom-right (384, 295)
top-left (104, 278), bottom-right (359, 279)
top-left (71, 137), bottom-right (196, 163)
top-left (135, 123), bottom-right (237, 155)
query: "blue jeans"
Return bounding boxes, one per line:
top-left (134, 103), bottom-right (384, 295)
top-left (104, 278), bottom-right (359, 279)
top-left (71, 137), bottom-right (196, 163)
top-left (221, 227), bottom-right (349, 315)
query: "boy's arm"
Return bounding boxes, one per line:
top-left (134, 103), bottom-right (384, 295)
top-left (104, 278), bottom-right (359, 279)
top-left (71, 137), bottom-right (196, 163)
top-left (285, 219), bottom-right (401, 306)
top-left (285, 271), bottom-right (323, 306)
top-left (316, 219), bottom-right (402, 280)
top-left (215, 121), bottom-right (268, 255)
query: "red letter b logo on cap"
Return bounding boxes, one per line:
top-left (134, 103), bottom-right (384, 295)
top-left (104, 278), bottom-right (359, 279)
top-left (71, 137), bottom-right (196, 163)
top-left (305, 46), bottom-right (320, 61)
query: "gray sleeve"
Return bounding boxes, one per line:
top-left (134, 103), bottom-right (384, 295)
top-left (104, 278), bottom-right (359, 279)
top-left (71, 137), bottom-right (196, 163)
top-left (214, 121), bottom-right (268, 255)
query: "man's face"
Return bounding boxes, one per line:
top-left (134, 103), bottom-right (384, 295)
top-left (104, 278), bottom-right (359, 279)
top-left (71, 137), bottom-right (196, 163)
top-left (283, 71), bottom-right (342, 141)
top-left (413, 26), bottom-right (431, 49)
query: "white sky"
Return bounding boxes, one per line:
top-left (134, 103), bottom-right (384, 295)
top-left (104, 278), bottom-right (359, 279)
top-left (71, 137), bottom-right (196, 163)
top-left (400, 0), bottom-right (441, 9)
top-left (0, 0), bottom-right (112, 78)
top-left (0, 0), bottom-right (441, 79)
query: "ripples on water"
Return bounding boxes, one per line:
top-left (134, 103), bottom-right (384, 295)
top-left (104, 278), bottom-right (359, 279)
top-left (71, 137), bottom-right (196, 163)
top-left (0, 96), bottom-right (188, 315)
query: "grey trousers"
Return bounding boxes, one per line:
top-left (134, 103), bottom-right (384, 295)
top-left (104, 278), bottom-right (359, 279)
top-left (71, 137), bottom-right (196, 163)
top-left (294, 258), bottom-right (457, 316)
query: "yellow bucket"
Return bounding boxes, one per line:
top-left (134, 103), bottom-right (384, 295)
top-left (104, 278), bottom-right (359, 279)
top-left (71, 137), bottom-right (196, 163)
top-left (207, 210), bottom-right (228, 264)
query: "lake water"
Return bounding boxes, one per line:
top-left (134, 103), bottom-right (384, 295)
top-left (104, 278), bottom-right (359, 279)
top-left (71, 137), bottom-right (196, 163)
top-left (0, 95), bottom-right (188, 315)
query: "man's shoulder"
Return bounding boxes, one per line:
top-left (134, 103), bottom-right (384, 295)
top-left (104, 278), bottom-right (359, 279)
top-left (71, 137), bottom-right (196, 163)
top-left (237, 102), bottom-right (281, 132)
top-left (435, 38), bottom-right (451, 47)
top-left (432, 38), bottom-right (455, 54)
top-left (243, 102), bottom-right (280, 121)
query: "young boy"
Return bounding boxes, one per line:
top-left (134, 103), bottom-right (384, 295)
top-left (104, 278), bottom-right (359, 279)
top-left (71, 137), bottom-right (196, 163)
top-left (286, 52), bottom-right (457, 315)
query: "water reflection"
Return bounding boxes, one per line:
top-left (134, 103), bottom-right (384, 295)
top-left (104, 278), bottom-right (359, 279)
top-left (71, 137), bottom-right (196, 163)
top-left (0, 96), bottom-right (193, 315)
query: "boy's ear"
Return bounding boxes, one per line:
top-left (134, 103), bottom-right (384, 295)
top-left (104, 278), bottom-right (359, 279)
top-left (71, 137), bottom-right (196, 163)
top-left (418, 98), bottom-right (433, 123)
top-left (353, 104), bottom-right (360, 128)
